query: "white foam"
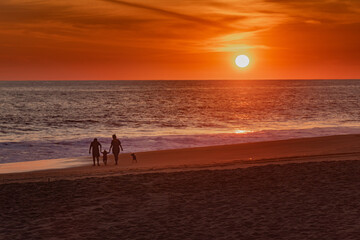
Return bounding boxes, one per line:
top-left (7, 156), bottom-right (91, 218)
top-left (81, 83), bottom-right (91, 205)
top-left (1, 126), bottom-right (359, 164)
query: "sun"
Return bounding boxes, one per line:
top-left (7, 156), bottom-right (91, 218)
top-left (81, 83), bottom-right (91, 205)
top-left (235, 55), bottom-right (250, 68)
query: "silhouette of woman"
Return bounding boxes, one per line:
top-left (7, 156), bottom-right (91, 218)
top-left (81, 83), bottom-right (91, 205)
top-left (109, 134), bottom-right (123, 165)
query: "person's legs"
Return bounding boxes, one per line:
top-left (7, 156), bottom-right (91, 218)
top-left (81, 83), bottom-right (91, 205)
top-left (114, 151), bottom-right (119, 165)
top-left (92, 155), bottom-right (96, 166)
top-left (96, 156), bottom-right (100, 166)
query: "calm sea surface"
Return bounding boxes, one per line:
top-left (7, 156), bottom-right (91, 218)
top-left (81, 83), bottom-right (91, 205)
top-left (0, 80), bottom-right (359, 163)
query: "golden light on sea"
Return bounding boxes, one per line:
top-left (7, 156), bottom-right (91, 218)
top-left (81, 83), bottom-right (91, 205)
top-left (234, 129), bottom-right (252, 134)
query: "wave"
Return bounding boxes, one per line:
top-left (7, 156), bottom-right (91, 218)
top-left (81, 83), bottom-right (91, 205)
top-left (1, 126), bottom-right (360, 164)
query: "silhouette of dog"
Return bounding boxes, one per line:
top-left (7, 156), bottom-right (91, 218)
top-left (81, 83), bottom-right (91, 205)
top-left (131, 153), bottom-right (137, 163)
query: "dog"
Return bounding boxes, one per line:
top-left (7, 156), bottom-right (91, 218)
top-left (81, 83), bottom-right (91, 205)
top-left (131, 153), bottom-right (137, 163)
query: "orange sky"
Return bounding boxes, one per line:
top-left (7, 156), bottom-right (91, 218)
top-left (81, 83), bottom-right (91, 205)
top-left (0, 0), bottom-right (359, 80)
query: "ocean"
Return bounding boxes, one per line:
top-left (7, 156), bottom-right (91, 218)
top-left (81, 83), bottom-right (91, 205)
top-left (0, 80), bottom-right (359, 163)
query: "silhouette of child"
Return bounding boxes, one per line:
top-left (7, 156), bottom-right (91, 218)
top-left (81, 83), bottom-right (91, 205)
top-left (101, 150), bottom-right (110, 166)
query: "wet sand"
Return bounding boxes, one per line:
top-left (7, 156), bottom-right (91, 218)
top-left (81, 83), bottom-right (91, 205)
top-left (1, 134), bottom-right (360, 239)
top-left (1, 134), bottom-right (359, 183)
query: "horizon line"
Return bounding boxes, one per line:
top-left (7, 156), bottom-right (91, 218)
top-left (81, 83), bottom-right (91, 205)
top-left (1, 79), bottom-right (360, 82)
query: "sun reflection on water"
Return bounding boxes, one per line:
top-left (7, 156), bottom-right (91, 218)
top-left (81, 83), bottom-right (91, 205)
top-left (234, 129), bottom-right (253, 134)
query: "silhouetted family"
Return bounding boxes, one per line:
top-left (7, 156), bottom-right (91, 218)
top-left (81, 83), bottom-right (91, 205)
top-left (89, 134), bottom-right (136, 166)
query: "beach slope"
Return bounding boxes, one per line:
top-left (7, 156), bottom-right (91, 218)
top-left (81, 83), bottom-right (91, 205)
top-left (1, 134), bottom-right (360, 239)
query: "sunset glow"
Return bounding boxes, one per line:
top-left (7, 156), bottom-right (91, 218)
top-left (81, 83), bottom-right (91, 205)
top-left (235, 130), bottom-right (253, 134)
top-left (0, 0), bottom-right (359, 80)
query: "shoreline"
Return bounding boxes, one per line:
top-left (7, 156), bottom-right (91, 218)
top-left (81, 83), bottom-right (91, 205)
top-left (2, 127), bottom-right (360, 163)
top-left (1, 134), bottom-right (359, 184)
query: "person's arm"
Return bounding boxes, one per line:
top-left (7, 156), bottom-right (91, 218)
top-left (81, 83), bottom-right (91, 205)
top-left (119, 141), bottom-right (123, 151)
top-left (89, 143), bottom-right (92, 154)
top-left (109, 141), bottom-right (113, 152)
top-left (99, 143), bottom-right (102, 153)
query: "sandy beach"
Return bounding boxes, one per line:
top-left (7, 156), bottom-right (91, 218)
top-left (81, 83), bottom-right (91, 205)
top-left (1, 134), bottom-right (360, 239)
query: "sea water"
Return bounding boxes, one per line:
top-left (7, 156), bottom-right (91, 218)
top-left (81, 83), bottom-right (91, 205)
top-left (0, 80), bottom-right (359, 163)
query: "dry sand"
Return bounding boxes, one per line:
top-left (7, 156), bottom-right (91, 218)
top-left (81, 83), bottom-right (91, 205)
top-left (1, 134), bottom-right (360, 239)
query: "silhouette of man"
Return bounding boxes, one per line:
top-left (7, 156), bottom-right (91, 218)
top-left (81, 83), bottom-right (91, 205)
top-left (109, 134), bottom-right (123, 165)
top-left (89, 138), bottom-right (102, 166)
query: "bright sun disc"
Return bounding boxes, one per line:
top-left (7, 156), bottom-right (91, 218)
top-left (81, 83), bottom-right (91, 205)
top-left (235, 55), bottom-right (250, 68)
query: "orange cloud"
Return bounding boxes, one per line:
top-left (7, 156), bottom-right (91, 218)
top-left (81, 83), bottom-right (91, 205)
top-left (0, 0), bottom-right (359, 80)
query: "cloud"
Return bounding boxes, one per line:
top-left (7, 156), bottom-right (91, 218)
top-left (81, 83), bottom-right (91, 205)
top-left (103, 0), bottom-right (225, 27)
top-left (305, 20), bottom-right (322, 25)
top-left (0, 1), bottom-right (72, 23)
top-left (0, 0), bottom-right (359, 80)
top-left (263, 0), bottom-right (360, 23)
